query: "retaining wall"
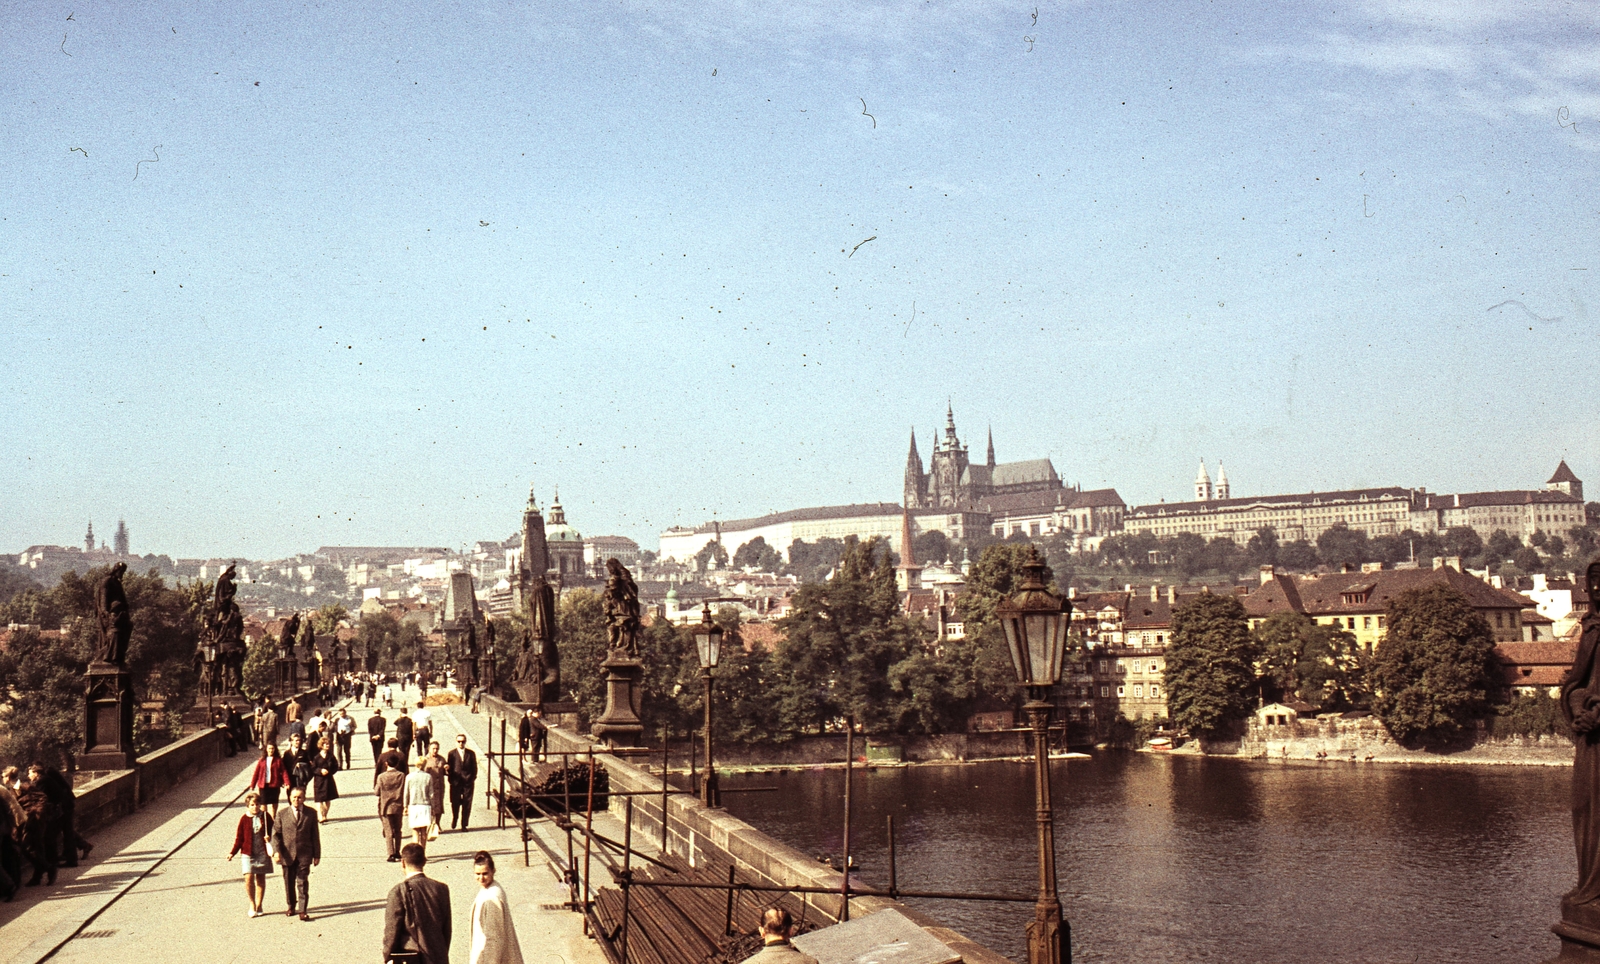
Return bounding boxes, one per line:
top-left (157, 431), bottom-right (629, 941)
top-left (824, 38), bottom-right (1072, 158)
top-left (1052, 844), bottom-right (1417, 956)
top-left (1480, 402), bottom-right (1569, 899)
top-left (1206, 716), bottom-right (1577, 765)
top-left (477, 694), bottom-right (1014, 964)
top-left (74, 690), bottom-right (320, 835)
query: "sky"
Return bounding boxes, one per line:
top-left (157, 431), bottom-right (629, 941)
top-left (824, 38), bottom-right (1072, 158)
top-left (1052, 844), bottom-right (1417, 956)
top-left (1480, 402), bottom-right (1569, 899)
top-left (3, 0), bottom-right (1598, 561)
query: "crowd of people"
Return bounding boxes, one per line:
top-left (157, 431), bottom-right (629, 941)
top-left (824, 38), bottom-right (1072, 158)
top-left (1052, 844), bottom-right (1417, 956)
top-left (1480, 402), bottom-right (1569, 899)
top-left (0, 761), bottom-right (92, 899)
top-left (232, 682), bottom-right (525, 964)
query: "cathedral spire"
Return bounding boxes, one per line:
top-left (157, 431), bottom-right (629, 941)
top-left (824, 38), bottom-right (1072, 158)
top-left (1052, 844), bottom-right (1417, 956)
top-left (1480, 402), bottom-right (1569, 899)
top-left (904, 428), bottom-right (927, 508)
top-left (1194, 460), bottom-right (1213, 502)
top-left (986, 426), bottom-right (996, 468)
top-left (896, 505), bottom-right (922, 591)
top-left (1215, 462), bottom-right (1230, 500)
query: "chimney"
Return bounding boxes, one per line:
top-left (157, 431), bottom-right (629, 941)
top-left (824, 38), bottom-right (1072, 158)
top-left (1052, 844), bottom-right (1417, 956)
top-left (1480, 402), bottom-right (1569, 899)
top-left (1445, 556), bottom-right (1462, 572)
top-left (1454, 494), bottom-right (1460, 508)
top-left (1167, 585), bottom-right (1177, 605)
top-left (1067, 586), bottom-right (1077, 599)
top-left (1533, 573), bottom-right (1548, 592)
top-left (1341, 562), bottom-right (1356, 573)
top-left (1432, 556), bottom-right (1445, 571)
top-left (1259, 564), bottom-right (1275, 586)
top-left (1150, 584), bottom-right (1159, 602)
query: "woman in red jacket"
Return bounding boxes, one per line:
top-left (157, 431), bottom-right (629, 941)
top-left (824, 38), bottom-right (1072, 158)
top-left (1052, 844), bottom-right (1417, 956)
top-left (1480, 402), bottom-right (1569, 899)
top-left (224, 791), bottom-right (274, 917)
top-left (248, 743), bottom-right (287, 832)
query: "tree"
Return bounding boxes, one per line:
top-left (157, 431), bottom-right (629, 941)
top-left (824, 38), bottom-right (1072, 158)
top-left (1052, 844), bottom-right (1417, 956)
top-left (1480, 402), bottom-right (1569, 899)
top-left (1317, 524), bottom-right (1369, 569)
top-left (1164, 592), bottom-right (1259, 740)
top-left (913, 529), bottom-right (952, 565)
top-left (1512, 547), bottom-right (1543, 572)
top-left (956, 543), bottom-right (1055, 632)
top-left (784, 538), bottom-right (846, 584)
top-left (1444, 526), bottom-right (1484, 562)
top-left (769, 538), bottom-right (926, 735)
top-left (556, 588), bottom-right (609, 724)
top-left (732, 537), bottom-right (782, 573)
top-left (1245, 527), bottom-right (1279, 568)
top-left (1169, 532), bottom-right (1208, 577)
top-left (240, 629), bottom-right (277, 700)
top-left (1485, 529), bottom-right (1521, 563)
top-left (1277, 540), bottom-right (1319, 572)
top-left (694, 540), bottom-right (730, 573)
top-left (0, 627), bottom-right (82, 770)
top-left (357, 611), bottom-right (423, 675)
top-left (311, 603), bottom-right (349, 635)
top-left (1253, 611), bottom-right (1367, 709)
top-left (1370, 584), bottom-right (1498, 745)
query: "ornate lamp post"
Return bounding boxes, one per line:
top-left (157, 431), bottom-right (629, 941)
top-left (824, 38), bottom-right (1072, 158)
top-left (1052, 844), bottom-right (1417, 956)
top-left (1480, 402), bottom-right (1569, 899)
top-left (202, 640), bottom-right (218, 716)
top-left (693, 604), bottom-right (723, 807)
top-left (995, 548), bottom-right (1073, 964)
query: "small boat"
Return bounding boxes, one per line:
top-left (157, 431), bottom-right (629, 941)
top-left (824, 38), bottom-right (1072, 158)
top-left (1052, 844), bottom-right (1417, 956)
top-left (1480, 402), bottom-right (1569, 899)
top-left (1147, 737), bottom-right (1173, 751)
top-left (1048, 750), bottom-right (1091, 760)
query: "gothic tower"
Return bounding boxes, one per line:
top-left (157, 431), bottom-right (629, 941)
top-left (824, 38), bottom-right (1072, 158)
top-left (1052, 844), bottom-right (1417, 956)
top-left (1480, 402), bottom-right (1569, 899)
top-left (1215, 463), bottom-right (1230, 501)
top-left (85, 521), bottom-right (95, 553)
top-left (928, 404), bottom-right (970, 508)
top-left (986, 427), bottom-right (996, 469)
top-left (1194, 461), bottom-right (1213, 502)
top-left (904, 429), bottom-right (927, 509)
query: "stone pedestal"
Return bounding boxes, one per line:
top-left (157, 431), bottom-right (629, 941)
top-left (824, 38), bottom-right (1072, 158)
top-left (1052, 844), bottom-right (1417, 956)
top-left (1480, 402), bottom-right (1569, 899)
top-left (457, 656), bottom-right (478, 691)
top-left (81, 662), bottom-right (136, 770)
top-left (274, 656), bottom-right (298, 698)
top-left (1549, 900), bottom-right (1600, 962)
top-left (592, 654), bottom-right (644, 747)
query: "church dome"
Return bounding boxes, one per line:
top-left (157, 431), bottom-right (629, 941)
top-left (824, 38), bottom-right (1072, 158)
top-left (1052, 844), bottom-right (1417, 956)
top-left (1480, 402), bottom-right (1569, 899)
top-left (545, 492), bottom-right (582, 542)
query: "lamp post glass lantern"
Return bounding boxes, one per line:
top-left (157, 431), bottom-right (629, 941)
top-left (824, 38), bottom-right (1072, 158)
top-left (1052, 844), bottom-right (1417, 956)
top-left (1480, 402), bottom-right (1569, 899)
top-left (995, 550), bottom-right (1072, 964)
top-left (694, 605), bottom-right (723, 806)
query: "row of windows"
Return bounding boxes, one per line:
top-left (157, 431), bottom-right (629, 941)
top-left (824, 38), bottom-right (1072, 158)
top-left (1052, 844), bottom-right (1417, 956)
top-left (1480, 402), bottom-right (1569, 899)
top-left (1099, 684), bottom-right (1162, 699)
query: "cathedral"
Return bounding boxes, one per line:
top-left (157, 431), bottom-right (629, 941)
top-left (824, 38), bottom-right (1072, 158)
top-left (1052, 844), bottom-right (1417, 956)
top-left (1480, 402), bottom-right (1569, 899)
top-left (903, 406), bottom-right (1067, 509)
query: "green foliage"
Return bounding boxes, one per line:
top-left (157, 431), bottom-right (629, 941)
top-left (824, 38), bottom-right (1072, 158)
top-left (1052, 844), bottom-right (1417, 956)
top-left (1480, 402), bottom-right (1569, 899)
top-left (0, 627), bottom-right (83, 770)
top-left (1277, 539), bottom-right (1319, 571)
top-left (0, 565), bottom-right (41, 607)
top-left (1164, 592), bottom-right (1260, 739)
top-left (311, 603), bottom-right (349, 635)
top-left (1485, 529), bottom-right (1522, 563)
top-left (693, 540), bottom-right (730, 573)
top-left (731, 537), bottom-right (783, 572)
top-left (769, 538), bottom-right (929, 735)
top-left (1316, 524), bottom-right (1369, 569)
top-left (1444, 526), bottom-right (1484, 562)
top-left (913, 529), bottom-right (952, 565)
top-left (241, 630), bottom-right (276, 700)
top-left (784, 538), bottom-right (847, 584)
top-left (358, 611), bottom-right (424, 674)
top-left (956, 543), bottom-right (1054, 632)
top-left (1487, 692), bottom-right (1567, 739)
top-left (556, 588), bottom-right (609, 724)
top-left (1370, 584), bottom-right (1498, 745)
top-left (1253, 611), bottom-right (1368, 710)
top-left (1245, 527), bottom-right (1279, 568)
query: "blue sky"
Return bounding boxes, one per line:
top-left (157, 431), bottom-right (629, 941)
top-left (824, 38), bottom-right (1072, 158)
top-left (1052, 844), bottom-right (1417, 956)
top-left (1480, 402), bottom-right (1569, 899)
top-left (3, 0), bottom-right (1597, 560)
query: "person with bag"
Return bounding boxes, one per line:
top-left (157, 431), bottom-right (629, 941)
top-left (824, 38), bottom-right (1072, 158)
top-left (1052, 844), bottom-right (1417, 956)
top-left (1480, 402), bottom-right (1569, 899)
top-left (403, 758), bottom-right (433, 854)
top-left (225, 791), bottom-right (274, 917)
top-left (381, 842), bottom-right (451, 964)
top-left (376, 759), bottom-right (406, 862)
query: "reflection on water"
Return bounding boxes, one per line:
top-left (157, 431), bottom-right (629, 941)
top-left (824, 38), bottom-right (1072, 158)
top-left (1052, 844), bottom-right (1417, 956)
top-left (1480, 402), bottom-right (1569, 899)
top-left (719, 754), bottom-right (1570, 964)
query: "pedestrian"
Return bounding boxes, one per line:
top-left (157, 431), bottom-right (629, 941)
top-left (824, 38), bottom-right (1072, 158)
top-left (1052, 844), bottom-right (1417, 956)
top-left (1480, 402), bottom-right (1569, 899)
top-left (271, 786), bottom-right (320, 921)
top-left (421, 741), bottom-right (448, 840)
top-left (13, 774), bottom-right (58, 887)
top-left (287, 697), bottom-right (305, 743)
top-left (378, 737), bottom-right (407, 781)
top-left (249, 742), bottom-right (289, 832)
top-left (403, 758), bottom-right (433, 854)
top-left (743, 908), bottom-right (820, 964)
top-left (376, 759), bottom-right (406, 863)
top-left (255, 698), bottom-right (280, 750)
top-left (419, 674), bottom-right (429, 701)
top-left (447, 733), bottom-right (478, 831)
top-left (369, 708), bottom-right (388, 770)
top-left (225, 791), bottom-right (274, 918)
top-left (469, 685), bottom-right (483, 714)
top-left (381, 843), bottom-right (451, 964)
top-left (311, 739), bottom-right (341, 823)
top-left (284, 734), bottom-right (315, 794)
top-left (413, 702), bottom-right (433, 757)
top-left (383, 680), bottom-right (394, 708)
top-left (395, 707), bottom-right (415, 762)
top-left (28, 762), bottom-right (89, 867)
top-left (469, 851), bottom-right (524, 964)
top-left (0, 775), bottom-right (26, 900)
top-left (517, 709), bottom-right (534, 754)
top-left (335, 708), bottom-right (355, 769)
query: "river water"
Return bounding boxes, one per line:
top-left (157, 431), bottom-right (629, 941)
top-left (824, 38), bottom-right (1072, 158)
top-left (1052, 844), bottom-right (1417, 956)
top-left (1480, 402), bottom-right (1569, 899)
top-left (719, 753), bottom-right (1572, 964)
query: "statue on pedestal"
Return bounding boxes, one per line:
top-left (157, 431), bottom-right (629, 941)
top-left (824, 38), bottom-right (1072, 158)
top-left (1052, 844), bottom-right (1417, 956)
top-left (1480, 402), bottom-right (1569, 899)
top-left (94, 562), bottom-right (132, 665)
top-left (1550, 560), bottom-right (1600, 961)
top-left (299, 616), bottom-right (318, 686)
top-left (513, 574), bottom-right (560, 703)
top-left (603, 558), bottom-right (641, 657)
top-left (211, 564), bottom-right (246, 695)
top-left (280, 612), bottom-right (301, 660)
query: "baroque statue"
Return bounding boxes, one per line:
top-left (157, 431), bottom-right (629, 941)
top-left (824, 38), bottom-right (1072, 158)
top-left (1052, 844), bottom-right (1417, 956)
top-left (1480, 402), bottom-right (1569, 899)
top-left (602, 558), bottom-right (641, 657)
top-left (280, 611), bottom-right (301, 660)
top-left (1561, 560), bottom-right (1600, 910)
top-left (94, 562), bottom-right (132, 666)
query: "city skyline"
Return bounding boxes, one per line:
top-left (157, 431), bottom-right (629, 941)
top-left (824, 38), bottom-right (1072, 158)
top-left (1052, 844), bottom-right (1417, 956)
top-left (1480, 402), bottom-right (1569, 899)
top-left (4, 1), bottom-right (1597, 560)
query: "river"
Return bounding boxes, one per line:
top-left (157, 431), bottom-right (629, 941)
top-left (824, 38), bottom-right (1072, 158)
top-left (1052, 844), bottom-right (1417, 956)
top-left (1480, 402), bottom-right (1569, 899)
top-left (718, 753), bottom-right (1571, 964)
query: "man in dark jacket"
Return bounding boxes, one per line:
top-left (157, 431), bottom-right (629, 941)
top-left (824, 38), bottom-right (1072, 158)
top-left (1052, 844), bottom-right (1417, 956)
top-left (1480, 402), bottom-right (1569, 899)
top-left (395, 707), bottom-right (414, 762)
top-left (28, 763), bottom-right (89, 868)
top-left (368, 709), bottom-right (388, 771)
top-left (446, 734), bottom-right (478, 831)
top-left (377, 738), bottom-right (406, 783)
top-left (272, 787), bottom-right (321, 920)
top-left (382, 842), bottom-right (451, 964)
top-left (376, 760), bottom-right (407, 862)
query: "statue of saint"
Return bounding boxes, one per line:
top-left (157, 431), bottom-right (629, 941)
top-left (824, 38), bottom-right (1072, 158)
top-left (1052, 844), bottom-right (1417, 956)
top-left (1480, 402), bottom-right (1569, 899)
top-left (463, 615), bottom-right (478, 657)
top-left (213, 563), bottom-right (237, 621)
top-left (483, 618), bottom-right (495, 658)
top-left (94, 562), bottom-right (132, 665)
top-left (280, 612), bottom-right (301, 659)
top-left (1562, 560), bottom-right (1600, 911)
top-left (603, 558), bottom-right (641, 657)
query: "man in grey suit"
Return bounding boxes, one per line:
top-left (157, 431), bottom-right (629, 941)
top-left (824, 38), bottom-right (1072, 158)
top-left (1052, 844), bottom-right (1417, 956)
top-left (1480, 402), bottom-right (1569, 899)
top-left (382, 842), bottom-right (451, 964)
top-left (272, 786), bottom-right (321, 920)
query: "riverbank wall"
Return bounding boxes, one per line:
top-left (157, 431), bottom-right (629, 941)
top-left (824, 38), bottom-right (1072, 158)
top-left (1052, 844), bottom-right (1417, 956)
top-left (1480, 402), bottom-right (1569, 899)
top-left (1192, 716), bottom-right (1575, 766)
top-left (478, 694), bottom-right (1016, 964)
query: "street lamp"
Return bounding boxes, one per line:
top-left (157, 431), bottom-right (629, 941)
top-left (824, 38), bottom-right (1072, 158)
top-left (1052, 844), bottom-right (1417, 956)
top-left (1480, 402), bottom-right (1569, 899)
top-left (693, 604), bottom-right (724, 807)
top-left (202, 641), bottom-right (218, 715)
top-left (995, 547), bottom-right (1073, 964)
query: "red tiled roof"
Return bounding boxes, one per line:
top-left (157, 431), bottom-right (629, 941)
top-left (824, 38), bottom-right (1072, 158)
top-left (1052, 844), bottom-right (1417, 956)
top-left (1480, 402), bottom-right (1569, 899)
top-left (1243, 566), bottom-right (1525, 617)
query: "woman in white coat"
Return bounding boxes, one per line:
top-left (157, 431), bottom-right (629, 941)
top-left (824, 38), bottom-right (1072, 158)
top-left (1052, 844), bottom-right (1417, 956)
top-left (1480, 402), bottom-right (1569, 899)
top-left (470, 851), bottom-right (525, 964)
